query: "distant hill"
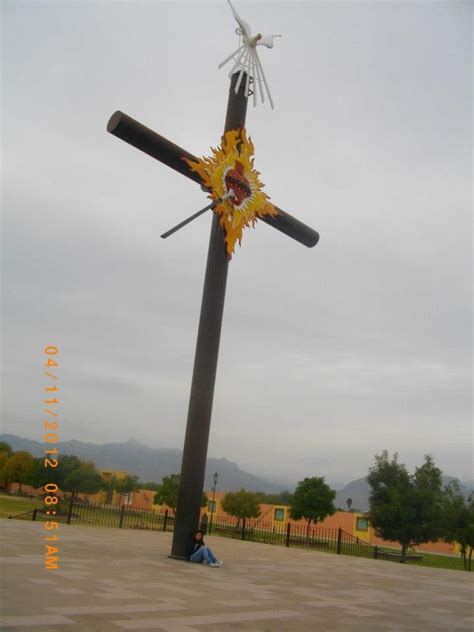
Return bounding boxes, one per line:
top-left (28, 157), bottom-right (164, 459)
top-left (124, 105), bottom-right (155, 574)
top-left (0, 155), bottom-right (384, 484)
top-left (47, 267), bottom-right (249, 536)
top-left (3, 434), bottom-right (471, 502)
top-left (335, 478), bottom-right (372, 512)
top-left (0, 434), bottom-right (283, 493)
top-left (335, 475), bottom-right (474, 512)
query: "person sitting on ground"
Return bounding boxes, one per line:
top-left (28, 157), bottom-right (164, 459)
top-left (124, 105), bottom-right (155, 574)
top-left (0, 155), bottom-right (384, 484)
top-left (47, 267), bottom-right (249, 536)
top-left (186, 530), bottom-right (221, 567)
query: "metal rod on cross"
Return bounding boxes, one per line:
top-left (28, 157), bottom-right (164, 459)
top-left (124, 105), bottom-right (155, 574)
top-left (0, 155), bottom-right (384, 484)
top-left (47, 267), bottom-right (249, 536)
top-left (160, 200), bottom-right (216, 239)
top-left (161, 191), bottom-right (235, 240)
top-left (106, 72), bottom-right (319, 560)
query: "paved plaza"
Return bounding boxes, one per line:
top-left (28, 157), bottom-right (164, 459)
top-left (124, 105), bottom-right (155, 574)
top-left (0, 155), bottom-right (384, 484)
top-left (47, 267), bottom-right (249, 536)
top-left (1, 519), bottom-right (473, 631)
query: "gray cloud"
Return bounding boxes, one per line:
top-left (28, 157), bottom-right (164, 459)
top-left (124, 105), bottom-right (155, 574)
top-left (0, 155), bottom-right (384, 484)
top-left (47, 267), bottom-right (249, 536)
top-left (2, 1), bottom-right (471, 487)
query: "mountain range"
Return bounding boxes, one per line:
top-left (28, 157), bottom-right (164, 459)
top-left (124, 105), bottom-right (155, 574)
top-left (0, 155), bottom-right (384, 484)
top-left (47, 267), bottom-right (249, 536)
top-left (2, 434), bottom-right (472, 510)
top-left (0, 434), bottom-right (283, 494)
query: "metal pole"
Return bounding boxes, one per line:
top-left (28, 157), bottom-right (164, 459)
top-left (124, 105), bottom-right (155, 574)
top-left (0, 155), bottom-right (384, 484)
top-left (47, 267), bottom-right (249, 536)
top-left (119, 504), bottom-right (125, 529)
top-left (241, 517), bottom-right (247, 541)
top-left (67, 497), bottom-right (74, 525)
top-left (209, 472), bottom-right (218, 534)
top-left (170, 73), bottom-right (248, 559)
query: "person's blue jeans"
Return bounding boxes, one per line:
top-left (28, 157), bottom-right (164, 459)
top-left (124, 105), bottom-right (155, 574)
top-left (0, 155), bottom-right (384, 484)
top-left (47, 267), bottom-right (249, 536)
top-left (190, 546), bottom-right (218, 565)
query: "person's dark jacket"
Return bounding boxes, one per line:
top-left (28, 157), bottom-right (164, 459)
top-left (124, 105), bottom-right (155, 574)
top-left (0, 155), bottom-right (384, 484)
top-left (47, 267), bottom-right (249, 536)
top-left (186, 535), bottom-right (205, 560)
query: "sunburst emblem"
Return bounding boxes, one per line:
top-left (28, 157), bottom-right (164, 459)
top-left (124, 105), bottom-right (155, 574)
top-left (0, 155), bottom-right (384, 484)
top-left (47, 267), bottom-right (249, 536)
top-left (184, 127), bottom-right (278, 257)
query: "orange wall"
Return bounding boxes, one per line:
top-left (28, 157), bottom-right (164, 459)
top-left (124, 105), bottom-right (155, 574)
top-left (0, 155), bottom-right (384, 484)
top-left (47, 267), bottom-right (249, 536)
top-left (129, 489), bottom-right (156, 510)
top-left (198, 492), bottom-right (354, 531)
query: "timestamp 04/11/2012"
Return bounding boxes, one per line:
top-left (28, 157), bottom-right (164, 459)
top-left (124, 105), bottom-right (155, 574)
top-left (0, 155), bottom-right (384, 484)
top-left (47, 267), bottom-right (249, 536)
top-left (43, 345), bottom-right (60, 570)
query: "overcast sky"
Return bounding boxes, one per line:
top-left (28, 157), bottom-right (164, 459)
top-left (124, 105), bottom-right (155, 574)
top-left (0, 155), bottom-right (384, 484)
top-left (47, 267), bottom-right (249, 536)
top-left (2, 0), bottom-right (472, 488)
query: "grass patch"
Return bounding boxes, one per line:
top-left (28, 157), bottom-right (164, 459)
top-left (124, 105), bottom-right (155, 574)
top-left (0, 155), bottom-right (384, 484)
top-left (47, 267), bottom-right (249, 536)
top-left (0, 493), bottom-right (44, 519)
top-left (409, 551), bottom-right (466, 572)
top-left (375, 546), bottom-right (466, 572)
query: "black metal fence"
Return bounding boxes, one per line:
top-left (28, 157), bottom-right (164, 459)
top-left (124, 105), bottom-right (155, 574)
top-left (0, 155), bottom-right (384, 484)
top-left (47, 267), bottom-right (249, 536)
top-left (17, 498), bottom-right (175, 532)
top-left (209, 515), bottom-right (377, 559)
top-left (10, 497), bottom-right (394, 562)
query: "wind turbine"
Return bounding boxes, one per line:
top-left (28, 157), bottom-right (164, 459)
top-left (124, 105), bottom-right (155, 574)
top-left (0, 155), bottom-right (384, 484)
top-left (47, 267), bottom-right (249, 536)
top-left (218, 0), bottom-right (281, 109)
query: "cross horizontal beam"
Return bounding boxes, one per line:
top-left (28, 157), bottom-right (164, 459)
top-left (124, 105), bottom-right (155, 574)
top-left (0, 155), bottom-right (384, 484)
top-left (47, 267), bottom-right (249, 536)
top-left (107, 111), bottom-right (319, 249)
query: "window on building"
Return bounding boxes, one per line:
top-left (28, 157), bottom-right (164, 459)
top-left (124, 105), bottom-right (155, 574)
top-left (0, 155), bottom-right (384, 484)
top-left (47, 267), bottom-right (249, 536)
top-left (208, 500), bottom-right (217, 513)
top-left (274, 508), bottom-right (285, 521)
top-left (356, 517), bottom-right (368, 531)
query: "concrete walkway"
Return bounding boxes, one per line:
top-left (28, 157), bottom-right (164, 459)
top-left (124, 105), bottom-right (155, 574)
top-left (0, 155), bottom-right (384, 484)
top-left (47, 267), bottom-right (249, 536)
top-left (1, 520), bottom-right (473, 631)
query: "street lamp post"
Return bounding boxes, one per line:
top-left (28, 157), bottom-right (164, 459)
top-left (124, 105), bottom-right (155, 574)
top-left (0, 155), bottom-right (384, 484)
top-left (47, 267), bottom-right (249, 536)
top-left (209, 472), bottom-right (218, 534)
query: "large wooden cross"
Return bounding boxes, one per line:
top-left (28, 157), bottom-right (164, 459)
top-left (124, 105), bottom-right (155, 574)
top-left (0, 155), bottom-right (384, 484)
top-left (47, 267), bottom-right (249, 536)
top-left (107, 73), bottom-right (319, 559)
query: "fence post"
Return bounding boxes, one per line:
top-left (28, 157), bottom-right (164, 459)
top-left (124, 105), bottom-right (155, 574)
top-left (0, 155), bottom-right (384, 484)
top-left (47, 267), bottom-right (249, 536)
top-left (241, 517), bottom-right (246, 540)
top-left (119, 504), bottom-right (125, 529)
top-left (285, 522), bottom-right (291, 548)
top-left (163, 509), bottom-right (168, 532)
top-left (67, 497), bottom-right (74, 525)
top-left (336, 528), bottom-right (342, 555)
top-left (374, 545), bottom-right (378, 559)
top-left (32, 508), bottom-right (37, 521)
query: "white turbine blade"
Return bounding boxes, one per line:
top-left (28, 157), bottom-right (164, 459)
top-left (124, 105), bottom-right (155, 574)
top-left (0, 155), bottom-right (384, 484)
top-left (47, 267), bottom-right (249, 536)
top-left (244, 57), bottom-right (252, 98)
top-left (218, 43), bottom-right (246, 69)
top-left (229, 46), bottom-right (249, 81)
top-left (235, 48), bottom-right (250, 93)
top-left (228, 44), bottom-right (248, 78)
top-left (250, 54), bottom-right (257, 107)
top-left (227, 0), bottom-right (252, 41)
top-left (253, 50), bottom-right (266, 104)
top-left (255, 50), bottom-right (274, 109)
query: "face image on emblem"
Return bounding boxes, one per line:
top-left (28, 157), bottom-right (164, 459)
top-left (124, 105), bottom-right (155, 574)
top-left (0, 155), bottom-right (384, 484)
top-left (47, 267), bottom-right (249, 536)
top-left (224, 160), bottom-right (253, 209)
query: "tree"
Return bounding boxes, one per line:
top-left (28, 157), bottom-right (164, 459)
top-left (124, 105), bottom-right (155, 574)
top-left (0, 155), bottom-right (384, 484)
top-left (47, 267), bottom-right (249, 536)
top-left (0, 442), bottom-right (13, 484)
top-left (114, 474), bottom-right (141, 505)
top-left (3, 451), bottom-right (34, 491)
top-left (26, 454), bottom-right (83, 491)
top-left (114, 474), bottom-right (140, 494)
top-left (101, 474), bottom-right (141, 503)
top-left (62, 461), bottom-right (106, 497)
top-left (0, 441), bottom-right (13, 457)
top-left (140, 481), bottom-right (161, 491)
top-left (367, 451), bottom-right (444, 562)
top-left (25, 458), bottom-right (50, 489)
top-left (289, 477), bottom-right (336, 536)
top-left (442, 481), bottom-right (474, 571)
top-left (221, 489), bottom-right (262, 526)
top-left (279, 490), bottom-right (294, 505)
top-left (153, 474), bottom-right (208, 512)
top-left (346, 498), bottom-right (353, 511)
top-left (255, 491), bottom-right (293, 506)
top-left (56, 455), bottom-right (82, 488)
top-left (154, 474), bottom-right (180, 510)
top-left (102, 474), bottom-right (118, 503)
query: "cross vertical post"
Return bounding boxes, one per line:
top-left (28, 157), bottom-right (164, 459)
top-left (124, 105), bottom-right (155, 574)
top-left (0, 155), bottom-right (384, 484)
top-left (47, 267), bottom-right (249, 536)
top-left (170, 73), bottom-right (248, 558)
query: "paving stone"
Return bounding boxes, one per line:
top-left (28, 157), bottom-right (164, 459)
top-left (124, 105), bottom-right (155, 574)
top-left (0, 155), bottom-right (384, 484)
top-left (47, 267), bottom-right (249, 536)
top-left (1, 520), bottom-right (473, 631)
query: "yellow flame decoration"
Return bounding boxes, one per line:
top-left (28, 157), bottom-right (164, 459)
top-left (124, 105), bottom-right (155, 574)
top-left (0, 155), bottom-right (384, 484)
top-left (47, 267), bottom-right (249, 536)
top-left (183, 127), bottom-right (278, 258)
